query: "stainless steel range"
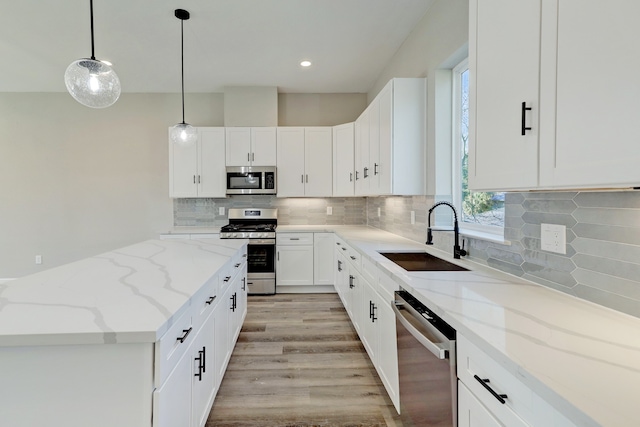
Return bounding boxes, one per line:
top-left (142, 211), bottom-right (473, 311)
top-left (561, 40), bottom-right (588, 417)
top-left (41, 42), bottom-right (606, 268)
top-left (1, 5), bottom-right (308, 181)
top-left (220, 208), bottom-right (277, 295)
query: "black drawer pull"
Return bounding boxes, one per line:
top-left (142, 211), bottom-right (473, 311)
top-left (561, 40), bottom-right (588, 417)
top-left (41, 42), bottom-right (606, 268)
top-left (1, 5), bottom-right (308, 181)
top-left (341, 247), bottom-right (347, 251)
top-left (234, 263), bottom-right (241, 268)
top-left (350, 255), bottom-right (356, 260)
top-left (474, 375), bottom-right (507, 404)
top-left (177, 327), bottom-right (192, 343)
top-left (223, 276), bottom-right (231, 282)
top-left (205, 296), bottom-right (216, 305)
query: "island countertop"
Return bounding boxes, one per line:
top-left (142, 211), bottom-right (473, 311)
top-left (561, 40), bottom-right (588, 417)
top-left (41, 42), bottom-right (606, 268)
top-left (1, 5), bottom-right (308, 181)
top-left (0, 238), bottom-right (247, 347)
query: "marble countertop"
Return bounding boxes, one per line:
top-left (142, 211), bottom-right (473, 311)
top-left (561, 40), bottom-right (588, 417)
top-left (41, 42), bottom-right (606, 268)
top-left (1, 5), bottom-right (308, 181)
top-left (0, 238), bottom-right (247, 347)
top-left (274, 225), bottom-right (640, 427)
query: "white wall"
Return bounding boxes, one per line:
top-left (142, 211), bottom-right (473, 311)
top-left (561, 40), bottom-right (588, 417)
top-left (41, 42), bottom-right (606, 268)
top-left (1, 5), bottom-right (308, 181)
top-left (0, 92), bottom-right (223, 278)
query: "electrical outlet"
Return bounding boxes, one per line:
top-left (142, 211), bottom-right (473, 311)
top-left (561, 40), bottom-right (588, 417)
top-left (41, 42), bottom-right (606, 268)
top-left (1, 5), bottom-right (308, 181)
top-left (327, 206), bottom-right (333, 215)
top-left (218, 207), bottom-right (225, 216)
top-left (35, 255), bottom-right (42, 265)
top-left (541, 223), bottom-right (566, 254)
top-left (377, 207), bottom-right (381, 217)
top-left (410, 211), bottom-right (416, 225)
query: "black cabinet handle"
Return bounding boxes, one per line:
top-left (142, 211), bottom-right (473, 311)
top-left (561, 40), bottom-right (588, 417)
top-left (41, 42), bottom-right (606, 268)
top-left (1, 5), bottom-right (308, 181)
top-left (194, 347), bottom-right (205, 381)
top-left (350, 255), bottom-right (356, 260)
top-left (341, 247), bottom-right (347, 251)
top-left (242, 277), bottom-right (246, 291)
top-left (355, 170), bottom-right (359, 181)
top-left (337, 260), bottom-right (342, 272)
top-left (205, 296), bottom-right (216, 305)
top-left (374, 163), bottom-right (379, 175)
top-left (223, 276), bottom-right (231, 282)
top-left (521, 102), bottom-right (532, 135)
top-left (350, 172), bottom-right (353, 182)
top-left (363, 167), bottom-right (369, 178)
top-left (177, 327), bottom-right (192, 343)
top-left (234, 263), bottom-right (241, 268)
top-left (349, 275), bottom-right (355, 288)
top-left (474, 375), bottom-right (508, 404)
top-left (201, 346), bottom-right (206, 373)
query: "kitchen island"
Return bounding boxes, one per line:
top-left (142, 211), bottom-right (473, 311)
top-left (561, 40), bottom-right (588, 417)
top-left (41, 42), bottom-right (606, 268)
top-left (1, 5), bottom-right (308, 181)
top-left (0, 238), bottom-right (248, 427)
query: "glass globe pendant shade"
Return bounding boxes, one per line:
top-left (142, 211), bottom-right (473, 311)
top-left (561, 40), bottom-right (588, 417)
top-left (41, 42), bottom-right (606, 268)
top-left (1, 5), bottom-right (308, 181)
top-left (64, 58), bottom-right (121, 108)
top-left (170, 122), bottom-right (198, 146)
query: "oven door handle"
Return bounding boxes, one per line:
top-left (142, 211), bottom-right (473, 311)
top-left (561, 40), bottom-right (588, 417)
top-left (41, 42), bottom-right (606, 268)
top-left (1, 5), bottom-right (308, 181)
top-left (247, 239), bottom-right (275, 244)
top-left (392, 301), bottom-right (449, 360)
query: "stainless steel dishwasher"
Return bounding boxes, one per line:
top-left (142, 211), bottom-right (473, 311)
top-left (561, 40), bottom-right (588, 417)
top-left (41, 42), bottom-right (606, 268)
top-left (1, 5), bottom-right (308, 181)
top-left (393, 290), bottom-right (457, 426)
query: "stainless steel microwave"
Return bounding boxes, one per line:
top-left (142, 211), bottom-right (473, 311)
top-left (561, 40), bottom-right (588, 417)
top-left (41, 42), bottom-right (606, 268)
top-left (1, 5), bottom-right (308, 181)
top-left (226, 166), bottom-right (276, 195)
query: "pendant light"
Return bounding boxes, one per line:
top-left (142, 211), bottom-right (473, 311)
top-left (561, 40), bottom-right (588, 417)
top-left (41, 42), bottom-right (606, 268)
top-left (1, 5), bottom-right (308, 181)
top-left (170, 9), bottom-right (197, 146)
top-left (64, 0), bottom-right (121, 108)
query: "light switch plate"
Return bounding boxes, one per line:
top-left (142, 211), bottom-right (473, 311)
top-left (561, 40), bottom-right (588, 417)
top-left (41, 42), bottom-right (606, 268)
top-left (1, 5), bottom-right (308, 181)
top-left (377, 207), bottom-right (381, 217)
top-left (410, 211), bottom-right (416, 225)
top-left (327, 206), bottom-right (332, 215)
top-left (218, 207), bottom-right (225, 216)
top-left (541, 223), bottom-right (566, 254)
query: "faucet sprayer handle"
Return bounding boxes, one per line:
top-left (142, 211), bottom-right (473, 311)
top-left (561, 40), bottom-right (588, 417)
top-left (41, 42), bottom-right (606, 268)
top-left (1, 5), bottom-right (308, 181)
top-left (426, 228), bottom-right (434, 245)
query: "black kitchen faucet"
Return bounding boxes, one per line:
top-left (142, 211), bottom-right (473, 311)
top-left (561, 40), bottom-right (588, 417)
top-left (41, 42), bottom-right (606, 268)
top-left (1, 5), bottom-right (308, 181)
top-left (426, 201), bottom-right (467, 259)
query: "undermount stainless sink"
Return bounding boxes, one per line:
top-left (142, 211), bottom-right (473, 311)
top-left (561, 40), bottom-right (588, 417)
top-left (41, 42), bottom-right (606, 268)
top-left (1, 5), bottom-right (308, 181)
top-left (379, 251), bottom-right (469, 272)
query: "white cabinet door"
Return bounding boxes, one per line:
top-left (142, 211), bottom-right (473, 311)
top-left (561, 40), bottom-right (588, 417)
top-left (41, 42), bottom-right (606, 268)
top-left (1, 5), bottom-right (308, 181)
top-left (539, 0), bottom-right (640, 188)
top-left (376, 83), bottom-right (392, 195)
top-left (304, 127), bottom-right (332, 197)
top-left (198, 128), bottom-right (226, 198)
top-left (333, 122), bottom-right (355, 197)
top-left (169, 127), bottom-right (226, 198)
top-left (375, 291), bottom-right (399, 411)
top-left (213, 282), bottom-right (231, 389)
top-left (225, 127), bottom-right (252, 166)
top-left (276, 127), bottom-right (305, 197)
top-left (153, 352), bottom-right (192, 427)
top-left (469, 0), bottom-right (540, 190)
top-left (276, 245), bottom-right (314, 286)
top-left (169, 131), bottom-right (198, 197)
top-left (313, 233), bottom-right (334, 285)
top-left (367, 96), bottom-right (381, 193)
top-left (354, 109), bottom-right (370, 196)
top-left (191, 312), bottom-right (216, 427)
top-left (251, 127), bottom-right (277, 166)
top-left (458, 381), bottom-right (505, 427)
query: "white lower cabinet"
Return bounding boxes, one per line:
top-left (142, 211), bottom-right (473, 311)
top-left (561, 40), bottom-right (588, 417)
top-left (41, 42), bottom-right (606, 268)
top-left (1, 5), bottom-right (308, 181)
top-left (333, 237), bottom-right (399, 412)
top-left (313, 232), bottom-right (334, 285)
top-left (457, 334), bottom-right (577, 427)
top-left (458, 380), bottom-right (509, 427)
top-left (276, 234), bottom-right (314, 288)
top-left (277, 232), bottom-right (335, 291)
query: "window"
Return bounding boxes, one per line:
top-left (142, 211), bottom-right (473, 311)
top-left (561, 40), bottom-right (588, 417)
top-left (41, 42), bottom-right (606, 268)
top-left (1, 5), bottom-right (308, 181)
top-left (452, 59), bottom-right (504, 234)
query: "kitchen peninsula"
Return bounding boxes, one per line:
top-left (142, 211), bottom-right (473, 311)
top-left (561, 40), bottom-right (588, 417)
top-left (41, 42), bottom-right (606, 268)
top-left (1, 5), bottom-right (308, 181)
top-left (0, 238), bottom-right (248, 427)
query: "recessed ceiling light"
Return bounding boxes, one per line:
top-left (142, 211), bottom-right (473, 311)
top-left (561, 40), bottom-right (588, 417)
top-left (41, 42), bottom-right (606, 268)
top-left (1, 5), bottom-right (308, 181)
top-left (300, 60), bottom-right (312, 67)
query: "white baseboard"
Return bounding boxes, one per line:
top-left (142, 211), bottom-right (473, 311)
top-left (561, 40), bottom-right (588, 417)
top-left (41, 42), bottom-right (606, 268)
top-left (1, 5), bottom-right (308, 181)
top-left (276, 285), bottom-right (336, 294)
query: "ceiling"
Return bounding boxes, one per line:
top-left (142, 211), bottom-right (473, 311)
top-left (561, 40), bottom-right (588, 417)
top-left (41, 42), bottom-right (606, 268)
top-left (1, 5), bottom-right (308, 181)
top-left (0, 0), bottom-right (434, 94)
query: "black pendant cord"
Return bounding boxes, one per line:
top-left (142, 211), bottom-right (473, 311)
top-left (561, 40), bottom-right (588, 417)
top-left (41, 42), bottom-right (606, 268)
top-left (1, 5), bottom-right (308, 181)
top-left (180, 17), bottom-right (186, 125)
top-left (89, 0), bottom-right (96, 60)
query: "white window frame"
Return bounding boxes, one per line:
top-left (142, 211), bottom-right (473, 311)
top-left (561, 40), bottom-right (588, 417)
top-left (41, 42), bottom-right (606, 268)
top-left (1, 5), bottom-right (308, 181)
top-left (452, 58), bottom-right (505, 238)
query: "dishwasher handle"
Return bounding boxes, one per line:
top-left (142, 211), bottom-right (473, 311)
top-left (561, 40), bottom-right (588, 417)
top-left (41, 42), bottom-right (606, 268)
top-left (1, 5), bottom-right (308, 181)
top-left (392, 301), bottom-right (449, 360)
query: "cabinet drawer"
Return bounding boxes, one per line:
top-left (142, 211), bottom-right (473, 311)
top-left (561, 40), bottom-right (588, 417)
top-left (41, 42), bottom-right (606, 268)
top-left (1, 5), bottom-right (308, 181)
top-left (458, 335), bottom-right (534, 425)
top-left (192, 275), bottom-right (219, 332)
top-left (154, 308), bottom-right (194, 387)
top-left (277, 232), bottom-right (314, 245)
top-left (361, 257), bottom-right (378, 288)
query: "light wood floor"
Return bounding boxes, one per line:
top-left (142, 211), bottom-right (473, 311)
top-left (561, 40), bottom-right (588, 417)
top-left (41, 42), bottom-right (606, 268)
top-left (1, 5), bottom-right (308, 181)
top-left (206, 293), bottom-right (403, 427)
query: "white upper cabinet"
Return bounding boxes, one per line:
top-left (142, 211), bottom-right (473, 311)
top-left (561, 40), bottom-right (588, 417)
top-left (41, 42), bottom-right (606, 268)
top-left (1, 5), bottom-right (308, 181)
top-left (469, 0), bottom-right (540, 190)
top-left (225, 127), bottom-right (276, 167)
top-left (470, 0), bottom-right (640, 191)
top-left (355, 78), bottom-right (426, 196)
top-left (333, 122), bottom-right (355, 197)
top-left (539, 0), bottom-right (640, 188)
top-left (169, 127), bottom-right (226, 198)
top-left (276, 127), bottom-right (332, 197)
